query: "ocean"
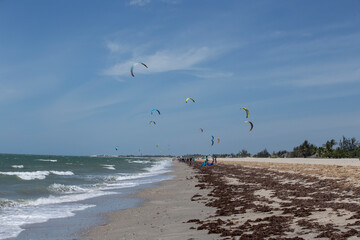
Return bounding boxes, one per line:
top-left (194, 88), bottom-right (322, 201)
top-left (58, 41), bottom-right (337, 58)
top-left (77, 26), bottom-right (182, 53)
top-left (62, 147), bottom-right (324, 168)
top-left (0, 154), bottom-right (173, 239)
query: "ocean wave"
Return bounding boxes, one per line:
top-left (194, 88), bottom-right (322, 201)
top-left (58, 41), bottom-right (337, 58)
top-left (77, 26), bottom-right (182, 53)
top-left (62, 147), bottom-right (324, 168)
top-left (128, 160), bottom-right (151, 164)
top-left (28, 191), bottom-right (115, 206)
top-left (0, 170), bottom-right (74, 180)
top-left (145, 159), bottom-right (171, 174)
top-left (48, 184), bottom-right (86, 194)
top-left (37, 159), bottom-right (57, 162)
top-left (50, 171), bottom-right (74, 176)
top-left (102, 164), bottom-right (116, 170)
top-left (116, 159), bottom-right (172, 181)
top-left (0, 198), bottom-right (19, 208)
top-left (0, 171), bottom-right (50, 180)
top-left (0, 203), bottom-right (95, 239)
top-left (11, 165), bottom-right (24, 169)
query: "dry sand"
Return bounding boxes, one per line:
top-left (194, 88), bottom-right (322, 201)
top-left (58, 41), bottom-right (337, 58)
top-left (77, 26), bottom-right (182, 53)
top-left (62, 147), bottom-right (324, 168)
top-left (82, 160), bottom-right (218, 240)
top-left (218, 158), bottom-right (360, 186)
top-left (218, 157), bottom-right (360, 167)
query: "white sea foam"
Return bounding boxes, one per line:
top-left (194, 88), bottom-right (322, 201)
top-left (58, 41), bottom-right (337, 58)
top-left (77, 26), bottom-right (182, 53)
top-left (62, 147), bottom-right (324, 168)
top-left (128, 160), bottom-right (151, 164)
top-left (11, 165), bottom-right (24, 169)
top-left (0, 203), bottom-right (94, 239)
top-left (0, 171), bottom-right (50, 180)
top-left (116, 159), bottom-right (171, 181)
top-left (0, 190), bottom-right (115, 239)
top-left (50, 171), bottom-right (74, 176)
top-left (102, 164), bottom-right (116, 170)
top-left (28, 191), bottom-right (114, 206)
top-left (37, 159), bottom-right (57, 162)
top-left (0, 170), bottom-right (74, 180)
top-left (48, 184), bottom-right (87, 194)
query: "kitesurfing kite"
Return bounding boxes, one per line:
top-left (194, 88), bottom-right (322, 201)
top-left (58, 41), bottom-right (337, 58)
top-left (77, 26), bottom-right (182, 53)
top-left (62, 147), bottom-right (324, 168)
top-left (241, 107), bottom-right (249, 118)
top-left (185, 98), bottom-right (195, 103)
top-left (115, 146), bottom-right (118, 151)
top-left (199, 128), bottom-right (204, 133)
top-left (244, 121), bottom-right (253, 132)
top-left (211, 140), bottom-right (215, 146)
top-left (130, 62), bottom-right (148, 77)
top-left (217, 138), bottom-right (220, 143)
top-left (211, 136), bottom-right (215, 141)
top-left (149, 121), bottom-right (156, 125)
top-left (151, 109), bottom-right (160, 115)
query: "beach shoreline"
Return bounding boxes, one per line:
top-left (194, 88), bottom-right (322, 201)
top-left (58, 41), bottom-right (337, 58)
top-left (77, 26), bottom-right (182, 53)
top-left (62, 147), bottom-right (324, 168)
top-left (81, 160), bottom-right (218, 240)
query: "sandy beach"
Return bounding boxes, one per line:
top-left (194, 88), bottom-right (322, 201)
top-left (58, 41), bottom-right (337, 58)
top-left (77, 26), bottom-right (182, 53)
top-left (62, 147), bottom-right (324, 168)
top-left (83, 158), bottom-right (360, 239)
top-left (82, 160), bottom-right (218, 240)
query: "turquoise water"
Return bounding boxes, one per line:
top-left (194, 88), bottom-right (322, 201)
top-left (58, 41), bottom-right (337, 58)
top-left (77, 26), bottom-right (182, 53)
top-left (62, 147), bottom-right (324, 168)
top-left (0, 154), bottom-right (172, 239)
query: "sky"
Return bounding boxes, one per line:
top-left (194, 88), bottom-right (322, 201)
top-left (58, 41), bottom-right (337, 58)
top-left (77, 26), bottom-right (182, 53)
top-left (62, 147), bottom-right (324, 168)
top-left (0, 0), bottom-right (359, 156)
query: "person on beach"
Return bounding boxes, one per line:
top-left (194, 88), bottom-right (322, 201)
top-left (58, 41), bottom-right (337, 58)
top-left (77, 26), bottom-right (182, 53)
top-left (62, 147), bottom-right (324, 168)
top-left (201, 156), bottom-right (208, 166)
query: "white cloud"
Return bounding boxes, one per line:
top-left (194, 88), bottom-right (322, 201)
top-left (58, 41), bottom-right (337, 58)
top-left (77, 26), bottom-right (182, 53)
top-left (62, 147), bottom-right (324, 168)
top-left (103, 46), bottom-right (221, 76)
top-left (129, 0), bottom-right (151, 6)
top-left (106, 42), bottom-right (131, 54)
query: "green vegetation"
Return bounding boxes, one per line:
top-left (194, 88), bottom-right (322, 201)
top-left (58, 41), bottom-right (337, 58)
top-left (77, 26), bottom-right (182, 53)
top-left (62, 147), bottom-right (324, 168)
top-left (269, 136), bottom-right (360, 158)
top-left (254, 149), bottom-right (270, 158)
top-left (210, 136), bottom-right (360, 159)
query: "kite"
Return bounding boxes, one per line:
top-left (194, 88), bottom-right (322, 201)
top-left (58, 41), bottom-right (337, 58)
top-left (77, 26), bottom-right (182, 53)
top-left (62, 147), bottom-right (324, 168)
top-left (217, 138), bottom-right (220, 143)
top-left (211, 140), bottom-right (215, 146)
top-left (156, 144), bottom-right (159, 148)
top-left (149, 121), bottom-right (156, 125)
top-left (199, 128), bottom-right (204, 132)
top-left (151, 109), bottom-right (160, 115)
top-left (241, 107), bottom-right (249, 118)
top-left (115, 146), bottom-right (118, 151)
top-left (185, 98), bottom-right (195, 103)
top-left (130, 62), bottom-right (148, 77)
top-left (244, 121), bottom-right (253, 132)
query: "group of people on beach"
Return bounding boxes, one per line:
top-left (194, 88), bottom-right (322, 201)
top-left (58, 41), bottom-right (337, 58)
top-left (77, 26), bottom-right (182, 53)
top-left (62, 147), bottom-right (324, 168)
top-left (175, 155), bottom-right (217, 166)
top-left (201, 155), bottom-right (217, 166)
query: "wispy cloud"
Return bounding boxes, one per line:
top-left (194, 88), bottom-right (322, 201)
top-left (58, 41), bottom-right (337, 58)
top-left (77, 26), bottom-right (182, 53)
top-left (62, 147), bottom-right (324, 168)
top-left (270, 60), bottom-right (360, 87)
top-left (0, 87), bottom-right (19, 104)
top-left (106, 42), bottom-right (132, 54)
top-left (104, 46), bottom-right (224, 76)
top-left (129, 0), bottom-right (151, 6)
top-left (192, 70), bottom-right (233, 79)
top-left (43, 81), bottom-right (125, 123)
top-left (0, 74), bottom-right (60, 104)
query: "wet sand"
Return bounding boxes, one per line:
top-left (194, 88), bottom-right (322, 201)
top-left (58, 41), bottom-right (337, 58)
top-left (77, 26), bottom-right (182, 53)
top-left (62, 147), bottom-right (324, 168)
top-left (82, 160), bottom-right (218, 240)
top-left (83, 158), bottom-right (360, 239)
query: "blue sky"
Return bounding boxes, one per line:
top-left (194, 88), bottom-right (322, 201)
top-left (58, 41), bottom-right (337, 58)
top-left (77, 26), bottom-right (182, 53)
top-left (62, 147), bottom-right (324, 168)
top-left (0, 0), bottom-right (359, 156)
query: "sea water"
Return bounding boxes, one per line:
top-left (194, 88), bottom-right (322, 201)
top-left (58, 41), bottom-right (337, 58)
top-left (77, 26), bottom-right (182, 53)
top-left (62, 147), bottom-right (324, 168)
top-left (0, 154), bottom-right (172, 239)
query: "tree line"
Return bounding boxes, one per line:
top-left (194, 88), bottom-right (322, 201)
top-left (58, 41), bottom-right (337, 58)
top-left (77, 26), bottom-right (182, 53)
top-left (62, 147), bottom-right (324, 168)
top-left (214, 136), bottom-right (360, 158)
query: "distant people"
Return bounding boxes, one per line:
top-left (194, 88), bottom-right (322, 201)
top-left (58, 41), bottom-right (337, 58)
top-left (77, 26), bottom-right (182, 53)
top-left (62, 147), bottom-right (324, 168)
top-left (214, 155), bottom-right (217, 164)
